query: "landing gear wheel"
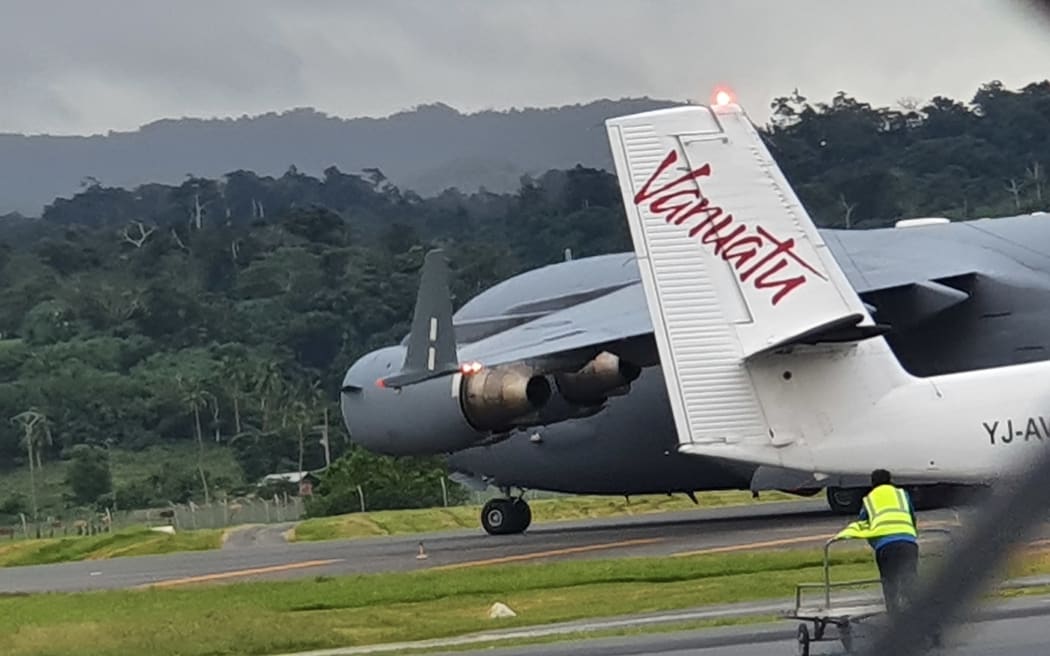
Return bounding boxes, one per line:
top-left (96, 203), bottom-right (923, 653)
top-left (511, 498), bottom-right (532, 533)
top-left (826, 487), bottom-right (864, 515)
top-left (481, 499), bottom-right (512, 535)
top-left (481, 498), bottom-right (532, 535)
top-left (796, 623), bottom-right (810, 656)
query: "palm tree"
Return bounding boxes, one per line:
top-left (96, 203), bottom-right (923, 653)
top-left (306, 381), bottom-right (333, 469)
top-left (219, 357), bottom-right (251, 435)
top-left (176, 376), bottom-right (212, 505)
top-left (251, 362), bottom-right (283, 432)
top-left (11, 409), bottom-right (52, 522)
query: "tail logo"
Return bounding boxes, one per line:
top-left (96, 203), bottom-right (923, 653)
top-left (633, 150), bottom-right (827, 306)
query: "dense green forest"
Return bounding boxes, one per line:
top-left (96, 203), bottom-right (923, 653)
top-left (0, 80), bottom-right (1048, 519)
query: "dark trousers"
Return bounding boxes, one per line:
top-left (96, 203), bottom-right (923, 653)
top-left (875, 540), bottom-right (919, 616)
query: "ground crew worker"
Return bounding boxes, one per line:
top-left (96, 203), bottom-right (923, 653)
top-left (836, 469), bottom-right (918, 616)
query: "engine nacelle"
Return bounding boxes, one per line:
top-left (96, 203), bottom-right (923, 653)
top-left (461, 365), bottom-right (552, 431)
top-left (554, 352), bottom-right (642, 405)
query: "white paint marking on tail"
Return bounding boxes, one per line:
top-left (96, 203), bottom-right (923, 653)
top-left (605, 102), bottom-right (1050, 482)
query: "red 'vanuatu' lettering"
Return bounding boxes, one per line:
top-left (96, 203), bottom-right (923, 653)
top-left (633, 150), bottom-right (825, 306)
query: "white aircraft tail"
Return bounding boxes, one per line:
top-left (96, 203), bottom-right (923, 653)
top-left (605, 102), bottom-right (1049, 481)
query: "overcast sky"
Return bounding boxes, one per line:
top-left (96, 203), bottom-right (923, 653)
top-left (2, 0), bottom-right (1049, 135)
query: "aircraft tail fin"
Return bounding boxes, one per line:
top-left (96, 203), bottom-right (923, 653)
top-left (383, 249), bottom-right (459, 388)
top-left (605, 101), bottom-right (911, 466)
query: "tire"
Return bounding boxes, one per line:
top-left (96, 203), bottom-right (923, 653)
top-left (511, 498), bottom-right (532, 533)
top-left (796, 623), bottom-right (810, 656)
top-left (826, 487), bottom-right (864, 515)
top-left (840, 622), bottom-right (854, 653)
top-left (481, 499), bottom-right (512, 535)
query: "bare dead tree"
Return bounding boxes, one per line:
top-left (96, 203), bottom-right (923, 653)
top-left (170, 228), bottom-right (190, 252)
top-left (1006, 178), bottom-right (1025, 210)
top-left (896, 96), bottom-right (922, 112)
top-left (1026, 161), bottom-right (1044, 205)
top-left (839, 194), bottom-right (857, 229)
top-left (120, 221), bottom-right (156, 248)
top-left (211, 394), bottom-right (221, 443)
top-left (192, 192), bottom-right (203, 230)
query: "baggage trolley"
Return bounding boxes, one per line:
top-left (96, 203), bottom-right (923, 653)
top-left (786, 537), bottom-right (885, 655)
top-left (786, 528), bottom-right (952, 655)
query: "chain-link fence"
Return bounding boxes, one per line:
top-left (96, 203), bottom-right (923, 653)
top-left (0, 480), bottom-right (572, 542)
top-left (0, 494), bottom-right (305, 541)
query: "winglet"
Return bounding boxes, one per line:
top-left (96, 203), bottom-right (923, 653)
top-left (382, 249), bottom-right (459, 388)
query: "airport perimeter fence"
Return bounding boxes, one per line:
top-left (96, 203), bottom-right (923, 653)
top-left (0, 482), bottom-right (569, 542)
top-left (0, 494), bottom-right (305, 541)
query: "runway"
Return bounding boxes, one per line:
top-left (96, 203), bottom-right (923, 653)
top-left (0, 500), bottom-right (969, 594)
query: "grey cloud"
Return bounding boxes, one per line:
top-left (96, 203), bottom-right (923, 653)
top-left (1, 0), bottom-right (1048, 134)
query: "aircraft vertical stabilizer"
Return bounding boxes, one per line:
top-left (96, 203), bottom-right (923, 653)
top-left (383, 249), bottom-right (459, 387)
top-left (605, 102), bottom-right (920, 472)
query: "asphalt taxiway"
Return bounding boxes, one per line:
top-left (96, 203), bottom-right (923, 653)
top-left (414, 595), bottom-right (1050, 656)
top-left (0, 499), bottom-right (965, 594)
top-left (432, 615), bottom-right (1050, 656)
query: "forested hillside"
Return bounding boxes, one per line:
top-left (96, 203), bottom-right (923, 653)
top-left (0, 80), bottom-right (1047, 519)
top-left (0, 98), bottom-right (675, 216)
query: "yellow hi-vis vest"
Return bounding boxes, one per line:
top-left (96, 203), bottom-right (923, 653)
top-left (835, 484), bottom-right (917, 540)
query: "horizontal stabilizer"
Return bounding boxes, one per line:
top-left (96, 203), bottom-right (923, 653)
top-left (862, 278), bottom-right (972, 329)
top-left (753, 313), bottom-right (892, 356)
top-left (382, 249), bottom-right (459, 388)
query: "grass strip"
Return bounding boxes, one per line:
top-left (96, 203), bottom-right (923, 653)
top-left (0, 526), bottom-right (224, 567)
top-left (292, 490), bottom-right (795, 542)
top-left (3, 544), bottom-right (1050, 656)
top-left (0, 491), bottom-right (795, 567)
top-left (0, 544), bottom-right (886, 656)
top-left (395, 614), bottom-right (782, 656)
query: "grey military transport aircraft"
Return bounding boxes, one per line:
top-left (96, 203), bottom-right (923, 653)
top-left (340, 211), bottom-right (1050, 535)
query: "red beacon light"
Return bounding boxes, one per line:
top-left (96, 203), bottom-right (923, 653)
top-left (460, 361), bottom-right (484, 375)
top-left (713, 88), bottom-right (735, 107)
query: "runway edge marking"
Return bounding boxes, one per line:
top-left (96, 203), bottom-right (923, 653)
top-left (139, 558), bottom-right (344, 589)
top-left (429, 538), bottom-right (665, 571)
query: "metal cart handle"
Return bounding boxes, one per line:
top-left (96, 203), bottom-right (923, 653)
top-left (821, 524), bottom-right (956, 608)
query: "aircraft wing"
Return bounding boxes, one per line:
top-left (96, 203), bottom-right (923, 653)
top-left (827, 229), bottom-right (979, 295)
top-left (454, 250), bottom-right (980, 372)
top-left (456, 283), bottom-right (656, 370)
top-left (827, 228), bottom-right (980, 324)
top-left (390, 223), bottom-right (998, 384)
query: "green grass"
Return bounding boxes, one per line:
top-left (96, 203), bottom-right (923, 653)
top-left (292, 490), bottom-right (798, 541)
top-left (0, 545), bottom-right (882, 656)
top-left (0, 526), bottom-right (225, 567)
top-left (0, 488), bottom-right (798, 569)
top-left (398, 615), bottom-right (781, 656)
top-left (2, 542), bottom-right (1048, 655)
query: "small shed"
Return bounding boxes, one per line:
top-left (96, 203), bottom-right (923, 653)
top-left (259, 471), bottom-right (321, 496)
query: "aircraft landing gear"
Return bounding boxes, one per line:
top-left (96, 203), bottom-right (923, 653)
top-left (481, 496), bottom-right (532, 535)
top-left (826, 487), bottom-right (865, 515)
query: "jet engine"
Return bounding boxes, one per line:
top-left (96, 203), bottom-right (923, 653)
top-left (460, 365), bottom-right (552, 431)
top-left (554, 352), bottom-right (642, 405)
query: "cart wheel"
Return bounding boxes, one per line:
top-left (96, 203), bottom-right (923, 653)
top-left (840, 622), bottom-right (854, 653)
top-left (796, 623), bottom-right (810, 656)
